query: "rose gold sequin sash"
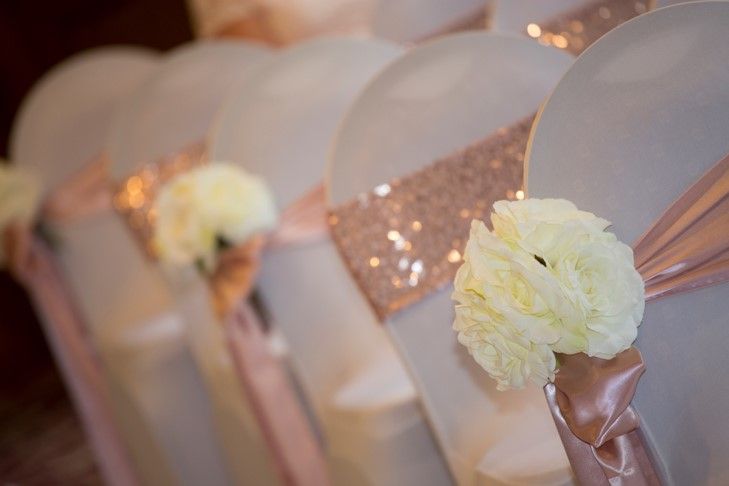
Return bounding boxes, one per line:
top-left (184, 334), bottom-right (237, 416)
top-left (113, 142), bottom-right (207, 258)
top-left (329, 114), bottom-right (534, 320)
top-left (524, 0), bottom-right (653, 55)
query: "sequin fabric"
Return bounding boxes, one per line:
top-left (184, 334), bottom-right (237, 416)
top-left (525, 0), bottom-right (651, 55)
top-left (113, 142), bottom-right (207, 259)
top-left (329, 114), bottom-right (535, 321)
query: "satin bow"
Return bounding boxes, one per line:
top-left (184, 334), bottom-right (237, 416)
top-left (546, 152), bottom-right (729, 485)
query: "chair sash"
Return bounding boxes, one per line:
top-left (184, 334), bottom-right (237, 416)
top-left (115, 144), bottom-right (331, 486)
top-left (3, 153), bottom-right (139, 486)
top-left (522, 0), bottom-right (652, 56)
top-left (544, 152), bottom-right (729, 485)
top-left (329, 114), bottom-right (535, 321)
top-left (327, 94), bottom-right (727, 486)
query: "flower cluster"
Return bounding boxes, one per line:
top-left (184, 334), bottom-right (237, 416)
top-left (452, 199), bottom-right (644, 390)
top-left (153, 162), bottom-right (278, 271)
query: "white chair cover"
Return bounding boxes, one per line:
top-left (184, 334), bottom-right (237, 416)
top-left (526, 3), bottom-right (729, 484)
top-left (106, 40), bottom-right (277, 486)
top-left (329, 33), bottom-right (575, 486)
top-left (9, 46), bottom-right (178, 486)
top-left (209, 37), bottom-right (452, 485)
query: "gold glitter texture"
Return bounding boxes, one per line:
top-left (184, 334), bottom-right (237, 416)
top-left (526, 0), bottom-right (651, 55)
top-left (113, 142), bottom-right (207, 259)
top-left (329, 115), bottom-right (535, 321)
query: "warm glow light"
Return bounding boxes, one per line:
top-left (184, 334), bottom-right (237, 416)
top-left (398, 258), bottom-right (409, 271)
top-left (128, 192), bottom-right (145, 209)
top-left (411, 260), bottom-right (424, 273)
top-left (374, 183), bottom-right (391, 197)
top-left (448, 249), bottom-right (462, 263)
top-left (570, 20), bottom-right (584, 33)
top-left (369, 257), bottom-right (380, 267)
top-left (552, 34), bottom-right (568, 49)
top-left (387, 230), bottom-right (401, 241)
top-left (411, 220), bottom-right (422, 231)
top-left (516, 190), bottom-right (525, 200)
top-left (126, 175), bottom-right (143, 194)
top-left (526, 23), bottom-right (542, 38)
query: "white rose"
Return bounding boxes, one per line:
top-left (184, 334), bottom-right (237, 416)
top-left (453, 200), bottom-right (646, 389)
top-left (547, 230), bottom-right (644, 358)
top-left (0, 164), bottom-right (40, 265)
top-left (193, 163), bottom-right (278, 244)
top-left (491, 199), bottom-right (643, 358)
top-left (154, 162), bottom-right (278, 270)
top-left (491, 198), bottom-right (610, 257)
top-left (453, 220), bottom-right (558, 389)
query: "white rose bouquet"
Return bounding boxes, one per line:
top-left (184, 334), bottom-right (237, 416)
top-left (0, 164), bottom-right (40, 266)
top-left (153, 162), bottom-right (278, 272)
top-left (452, 199), bottom-right (644, 390)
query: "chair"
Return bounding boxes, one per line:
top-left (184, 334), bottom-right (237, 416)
top-left (208, 37), bottom-right (453, 485)
top-left (103, 41), bottom-right (272, 485)
top-left (526, 3), bottom-right (729, 484)
top-left (328, 33), bottom-right (575, 485)
top-left (10, 46), bottom-right (179, 486)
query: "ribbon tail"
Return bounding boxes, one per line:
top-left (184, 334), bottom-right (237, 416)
top-left (544, 384), bottom-right (661, 486)
top-left (224, 302), bottom-right (329, 486)
top-left (22, 239), bottom-right (139, 486)
top-left (545, 383), bottom-right (608, 485)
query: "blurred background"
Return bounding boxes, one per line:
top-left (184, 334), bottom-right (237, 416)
top-left (0, 1), bottom-right (192, 482)
top-left (0, 0), bottom-right (646, 482)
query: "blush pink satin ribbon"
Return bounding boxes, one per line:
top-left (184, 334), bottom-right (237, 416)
top-left (3, 154), bottom-right (139, 486)
top-left (209, 183), bottom-right (330, 486)
top-left (3, 223), bottom-right (138, 486)
top-left (42, 153), bottom-right (113, 224)
top-left (545, 152), bottom-right (729, 485)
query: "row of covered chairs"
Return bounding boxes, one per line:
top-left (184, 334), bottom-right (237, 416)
top-left (8, 1), bottom-right (725, 485)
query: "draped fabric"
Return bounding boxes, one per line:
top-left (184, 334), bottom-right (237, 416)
top-left (112, 142), bottom-right (330, 484)
top-left (6, 146), bottom-right (331, 484)
top-left (545, 152), bottom-right (729, 485)
top-left (4, 224), bottom-right (139, 486)
top-left (3, 153), bottom-right (139, 484)
top-left (207, 182), bottom-right (331, 485)
top-left (42, 154), bottom-right (112, 224)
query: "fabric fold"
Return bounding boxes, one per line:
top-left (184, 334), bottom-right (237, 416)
top-left (4, 224), bottom-right (139, 486)
top-left (546, 151), bottom-right (729, 485)
top-left (224, 301), bottom-right (329, 486)
top-left (42, 154), bottom-right (112, 224)
top-left (207, 183), bottom-right (330, 486)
